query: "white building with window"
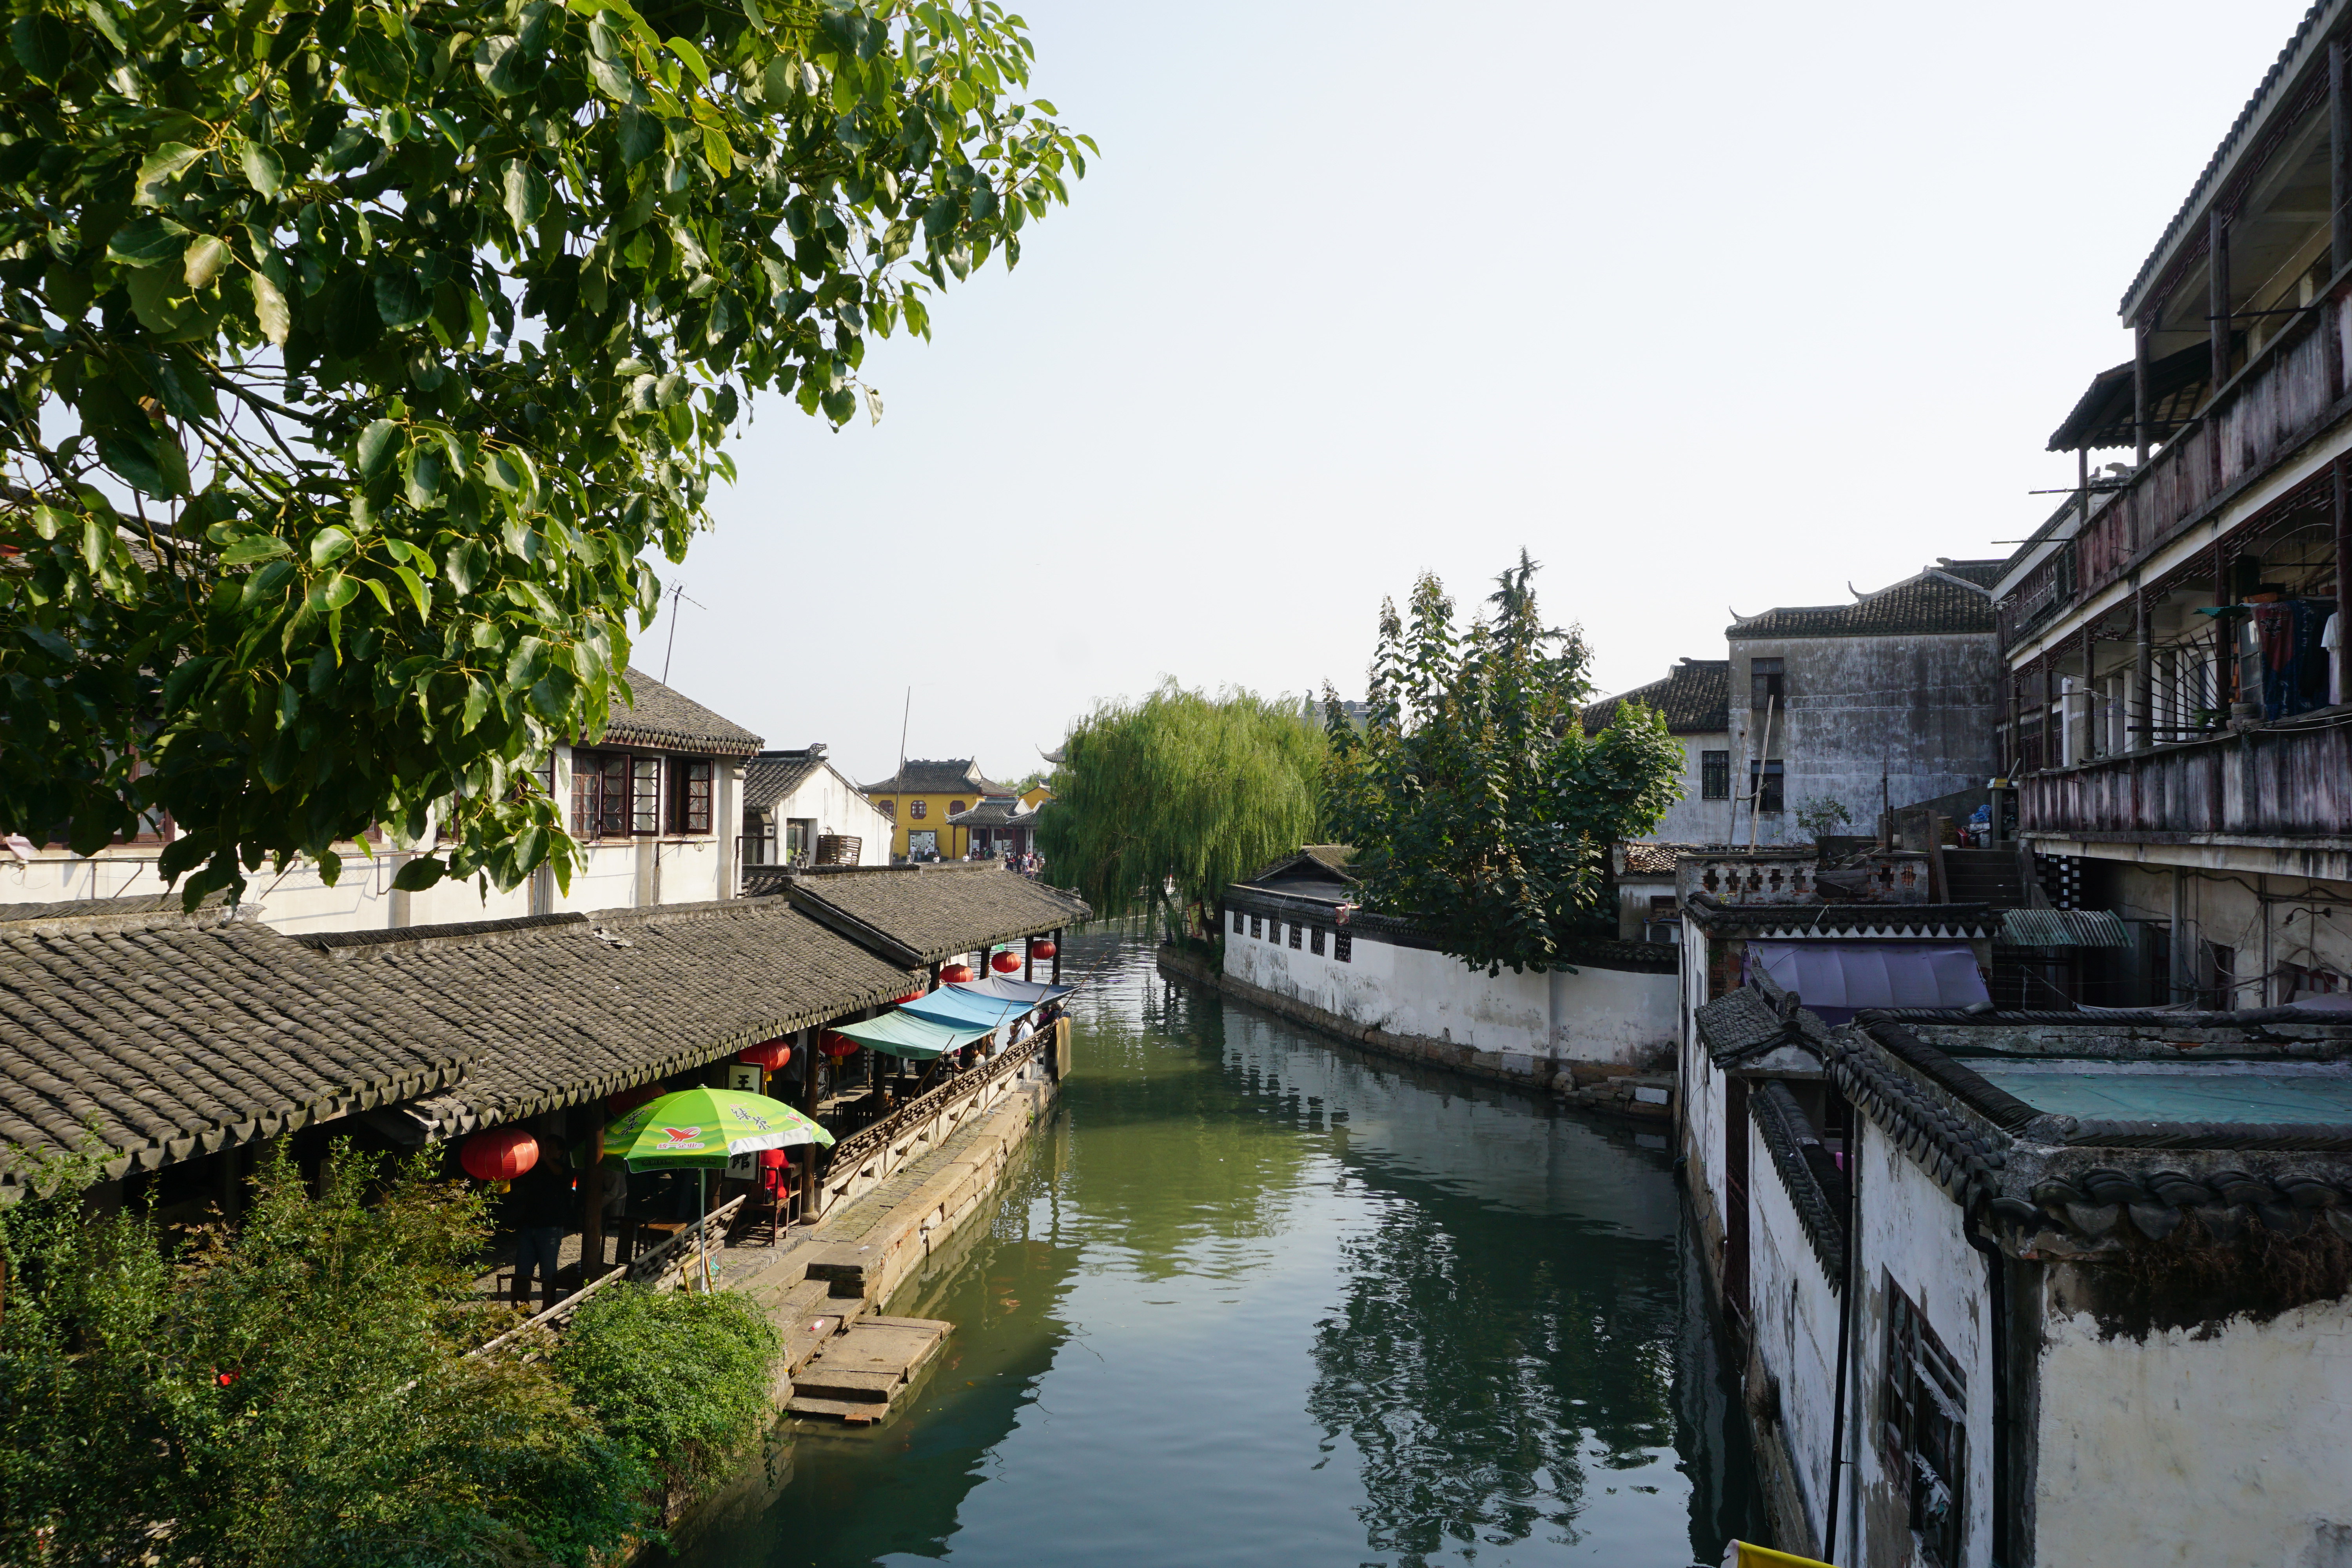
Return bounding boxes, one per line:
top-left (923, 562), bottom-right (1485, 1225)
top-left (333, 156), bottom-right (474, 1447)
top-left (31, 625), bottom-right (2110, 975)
top-left (1581, 658), bottom-right (1732, 845)
top-left (0, 667), bottom-right (761, 932)
top-left (739, 745), bottom-right (892, 868)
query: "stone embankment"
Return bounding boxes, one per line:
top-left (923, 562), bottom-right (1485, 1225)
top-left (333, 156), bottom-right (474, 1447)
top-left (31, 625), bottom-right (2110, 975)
top-left (1157, 943), bottom-right (1680, 1111)
top-left (640, 1040), bottom-right (1061, 1553)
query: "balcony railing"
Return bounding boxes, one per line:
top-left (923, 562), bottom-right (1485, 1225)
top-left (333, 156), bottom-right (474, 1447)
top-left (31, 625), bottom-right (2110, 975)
top-left (1999, 269), bottom-right (2352, 650)
top-left (2018, 715), bottom-right (2352, 843)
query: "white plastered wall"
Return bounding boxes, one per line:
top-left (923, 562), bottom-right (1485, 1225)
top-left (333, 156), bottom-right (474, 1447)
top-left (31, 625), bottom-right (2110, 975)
top-left (1748, 1124), bottom-right (1844, 1545)
top-left (2031, 1289), bottom-right (2352, 1566)
top-left (1222, 913), bottom-right (1677, 1078)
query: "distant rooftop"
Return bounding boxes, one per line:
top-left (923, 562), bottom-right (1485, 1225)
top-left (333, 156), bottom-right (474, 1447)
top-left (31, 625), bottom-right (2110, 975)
top-left (1727, 563), bottom-right (2002, 641)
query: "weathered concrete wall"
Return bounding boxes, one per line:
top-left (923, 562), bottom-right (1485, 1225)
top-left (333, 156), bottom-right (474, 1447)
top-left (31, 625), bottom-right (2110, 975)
top-left (1730, 632), bottom-right (1999, 849)
top-left (1651, 731), bottom-right (1735, 846)
top-left (1849, 1117), bottom-right (1994, 1568)
top-left (1746, 1132), bottom-right (1842, 1556)
top-left (2030, 1282), bottom-right (2352, 1568)
top-left (1218, 919), bottom-right (1677, 1085)
top-left (2093, 856), bottom-right (2352, 1008)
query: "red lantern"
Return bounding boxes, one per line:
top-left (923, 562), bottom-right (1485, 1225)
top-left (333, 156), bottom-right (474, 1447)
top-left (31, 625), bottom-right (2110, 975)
top-left (739, 1038), bottom-right (793, 1071)
top-left (940, 963), bottom-right (975, 984)
top-left (991, 951), bottom-right (1022, 974)
top-left (893, 990), bottom-right (925, 1004)
top-left (1030, 939), bottom-right (1057, 961)
top-left (460, 1127), bottom-right (539, 1183)
top-left (608, 1082), bottom-right (662, 1117)
top-left (820, 1031), bottom-right (860, 1058)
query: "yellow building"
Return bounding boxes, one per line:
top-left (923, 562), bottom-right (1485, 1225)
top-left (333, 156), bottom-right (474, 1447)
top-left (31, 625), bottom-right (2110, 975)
top-left (864, 759), bottom-right (1011, 861)
top-left (1020, 782), bottom-right (1054, 811)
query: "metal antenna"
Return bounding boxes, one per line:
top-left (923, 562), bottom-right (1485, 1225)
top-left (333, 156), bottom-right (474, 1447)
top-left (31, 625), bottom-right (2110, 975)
top-left (658, 582), bottom-right (708, 684)
top-left (897, 686), bottom-right (911, 780)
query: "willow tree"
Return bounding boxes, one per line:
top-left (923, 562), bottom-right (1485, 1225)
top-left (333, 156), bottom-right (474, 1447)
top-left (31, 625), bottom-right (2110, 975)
top-left (0, 0), bottom-right (1088, 907)
top-left (1037, 680), bottom-right (1325, 933)
top-left (1322, 552), bottom-right (1683, 975)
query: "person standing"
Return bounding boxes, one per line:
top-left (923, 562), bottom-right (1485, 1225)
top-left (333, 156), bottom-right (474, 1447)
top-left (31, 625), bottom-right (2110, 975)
top-left (507, 1143), bottom-right (573, 1314)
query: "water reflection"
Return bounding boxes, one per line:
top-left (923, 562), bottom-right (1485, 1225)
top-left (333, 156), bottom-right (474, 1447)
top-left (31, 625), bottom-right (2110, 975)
top-left (675, 929), bottom-right (1756, 1568)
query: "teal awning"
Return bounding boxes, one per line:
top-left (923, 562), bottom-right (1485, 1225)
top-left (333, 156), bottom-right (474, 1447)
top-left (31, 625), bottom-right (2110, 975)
top-left (829, 1010), bottom-right (995, 1061)
top-left (1999, 909), bottom-right (2130, 948)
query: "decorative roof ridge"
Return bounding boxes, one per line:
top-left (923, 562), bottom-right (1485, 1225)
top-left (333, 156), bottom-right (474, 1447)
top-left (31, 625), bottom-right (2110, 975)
top-left (1854, 1012), bottom-right (2044, 1131)
top-left (1750, 1079), bottom-right (1847, 1287)
top-left (296, 912), bottom-right (588, 952)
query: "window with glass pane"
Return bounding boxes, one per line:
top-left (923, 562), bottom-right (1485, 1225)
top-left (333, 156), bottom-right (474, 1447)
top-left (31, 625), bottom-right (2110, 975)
top-left (1700, 750), bottom-right (1731, 799)
top-left (572, 751), bottom-right (630, 839)
top-left (673, 759), bottom-right (713, 834)
top-left (630, 758), bottom-right (662, 833)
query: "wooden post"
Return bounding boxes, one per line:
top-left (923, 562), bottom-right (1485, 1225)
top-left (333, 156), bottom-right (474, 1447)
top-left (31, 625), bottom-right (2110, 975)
top-left (1024, 935), bottom-right (1034, 983)
top-left (2336, 457), bottom-right (2349, 706)
top-left (2133, 318), bottom-right (2151, 465)
top-left (2334, 40), bottom-right (2351, 277)
top-left (2134, 575), bottom-right (2153, 750)
top-left (796, 1027), bottom-right (817, 1222)
top-left (581, 1118), bottom-right (606, 1282)
top-left (2210, 207), bottom-right (2232, 387)
top-left (2081, 621), bottom-right (2097, 758)
top-left (1051, 927), bottom-right (1063, 984)
top-left (218, 1142), bottom-right (243, 1225)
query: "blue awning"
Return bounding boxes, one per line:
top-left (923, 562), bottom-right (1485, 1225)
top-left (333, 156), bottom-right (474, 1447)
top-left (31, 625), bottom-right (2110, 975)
top-left (950, 977), bottom-right (1071, 1004)
top-left (1745, 942), bottom-right (1989, 1024)
top-left (829, 1011), bottom-right (994, 1061)
top-left (898, 989), bottom-right (1032, 1029)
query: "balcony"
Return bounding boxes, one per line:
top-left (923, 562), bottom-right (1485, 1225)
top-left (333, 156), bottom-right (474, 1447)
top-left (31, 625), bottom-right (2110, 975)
top-left (2018, 712), bottom-right (2352, 853)
top-left (1999, 269), bottom-right (2352, 651)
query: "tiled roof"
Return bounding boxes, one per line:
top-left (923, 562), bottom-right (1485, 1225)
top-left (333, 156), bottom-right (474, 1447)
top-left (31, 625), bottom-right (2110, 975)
top-left (599, 668), bottom-right (764, 756)
top-left (1247, 845), bottom-right (1357, 884)
top-left (1726, 565), bottom-right (1998, 641)
top-left (945, 798), bottom-right (1033, 828)
top-left (784, 864), bottom-right (1090, 965)
top-left (864, 759), bottom-right (1005, 796)
top-left (299, 900), bottom-right (919, 1136)
top-left (743, 748), bottom-right (828, 810)
top-left (1583, 660), bottom-right (1729, 735)
top-left (1694, 986), bottom-right (1807, 1068)
top-left (2120, 1), bottom-right (2337, 317)
top-left (0, 906), bottom-right (472, 1185)
top-left (1619, 842), bottom-right (1696, 877)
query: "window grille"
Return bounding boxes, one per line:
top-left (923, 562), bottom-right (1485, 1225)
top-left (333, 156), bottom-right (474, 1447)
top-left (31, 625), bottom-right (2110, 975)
top-left (1288, 922), bottom-right (1302, 949)
top-left (572, 752), bottom-right (631, 839)
top-left (1881, 1281), bottom-right (1966, 1566)
top-left (1700, 751), bottom-right (1731, 800)
top-left (950, 800), bottom-right (966, 815)
top-left (1250, 915), bottom-right (1262, 939)
top-left (630, 757), bottom-right (662, 834)
top-left (671, 758), bottom-right (713, 834)
top-left (1267, 919), bottom-right (1283, 944)
top-left (910, 799), bottom-right (928, 820)
top-left (1234, 909), bottom-right (1245, 935)
top-left (1310, 926), bottom-right (1325, 956)
top-left (1334, 931), bottom-right (1352, 962)
top-left (876, 799), bottom-right (896, 819)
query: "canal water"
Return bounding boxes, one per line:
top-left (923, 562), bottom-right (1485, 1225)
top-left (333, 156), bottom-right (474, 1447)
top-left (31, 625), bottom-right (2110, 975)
top-left (678, 927), bottom-right (1760, 1568)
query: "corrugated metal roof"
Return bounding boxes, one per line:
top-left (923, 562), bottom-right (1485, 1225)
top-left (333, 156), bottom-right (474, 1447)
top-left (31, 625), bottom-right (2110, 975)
top-left (1999, 908), bottom-right (2130, 948)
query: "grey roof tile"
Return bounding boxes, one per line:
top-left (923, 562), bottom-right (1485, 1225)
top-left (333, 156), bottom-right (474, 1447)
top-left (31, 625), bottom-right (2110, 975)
top-left (301, 899), bottom-right (920, 1134)
top-left (1584, 660), bottom-right (1730, 735)
top-left (597, 668), bottom-right (763, 756)
top-left (0, 909), bottom-right (472, 1184)
top-left (863, 759), bottom-right (1005, 795)
top-left (783, 864), bottom-right (1089, 964)
top-left (743, 749), bottom-right (828, 809)
top-left (1728, 566), bottom-right (1999, 641)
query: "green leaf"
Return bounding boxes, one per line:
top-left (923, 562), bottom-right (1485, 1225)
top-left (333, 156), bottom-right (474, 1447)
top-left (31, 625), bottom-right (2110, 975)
top-left (107, 215), bottom-right (191, 267)
top-left (251, 269), bottom-right (291, 346)
top-left (392, 855), bottom-right (447, 891)
top-left (219, 535), bottom-right (292, 566)
top-left (183, 236), bottom-right (231, 291)
top-left (310, 526), bottom-right (356, 568)
top-left (238, 142), bottom-right (285, 198)
top-left (663, 34), bottom-right (709, 85)
top-left (9, 15), bottom-right (73, 81)
top-left (134, 143), bottom-right (207, 207)
top-left (391, 564), bottom-right (430, 617)
top-left (374, 269), bottom-right (429, 328)
top-left (356, 420), bottom-right (402, 479)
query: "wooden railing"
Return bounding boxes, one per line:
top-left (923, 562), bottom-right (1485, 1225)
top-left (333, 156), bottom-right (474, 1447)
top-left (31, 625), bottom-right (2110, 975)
top-left (815, 1021), bottom-right (1057, 1219)
top-left (1999, 271), bottom-right (2352, 652)
top-left (470, 1193), bottom-right (749, 1359)
top-left (2019, 715), bottom-right (2352, 841)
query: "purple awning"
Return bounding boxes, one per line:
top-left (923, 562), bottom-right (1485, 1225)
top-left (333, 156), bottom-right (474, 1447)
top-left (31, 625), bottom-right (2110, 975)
top-left (1744, 942), bottom-right (1988, 1024)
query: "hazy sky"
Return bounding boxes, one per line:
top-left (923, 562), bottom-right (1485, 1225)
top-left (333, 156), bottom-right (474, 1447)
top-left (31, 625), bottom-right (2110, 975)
top-left (650, 1), bottom-right (2308, 788)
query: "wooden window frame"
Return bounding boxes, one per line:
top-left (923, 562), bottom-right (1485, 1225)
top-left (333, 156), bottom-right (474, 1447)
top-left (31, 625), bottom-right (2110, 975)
top-left (1880, 1278), bottom-right (1967, 1567)
top-left (909, 799), bottom-right (928, 820)
top-left (671, 757), bottom-right (713, 835)
top-left (572, 751), bottom-right (632, 840)
top-left (1700, 750), bottom-right (1731, 800)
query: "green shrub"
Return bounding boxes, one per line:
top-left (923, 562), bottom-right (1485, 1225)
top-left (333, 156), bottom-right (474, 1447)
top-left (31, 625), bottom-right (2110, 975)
top-left (0, 1142), bottom-right (652, 1567)
top-left (554, 1284), bottom-right (782, 1495)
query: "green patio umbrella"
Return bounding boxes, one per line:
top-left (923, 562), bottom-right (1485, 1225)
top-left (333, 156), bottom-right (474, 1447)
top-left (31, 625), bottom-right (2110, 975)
top-left (604, 1087), bottom-right (835, 1289)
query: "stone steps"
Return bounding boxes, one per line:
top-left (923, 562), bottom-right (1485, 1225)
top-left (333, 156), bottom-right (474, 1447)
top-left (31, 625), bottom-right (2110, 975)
top-left (1556, 1070), bottom-right (1674, 1122)
top-left (784, 1316), bottom-right (953, 1426)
